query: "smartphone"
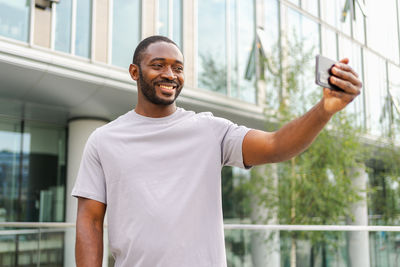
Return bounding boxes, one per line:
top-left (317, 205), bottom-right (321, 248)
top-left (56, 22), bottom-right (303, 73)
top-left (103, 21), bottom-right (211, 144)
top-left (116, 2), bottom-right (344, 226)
top-left (315, 55), bottom-right (344, 92)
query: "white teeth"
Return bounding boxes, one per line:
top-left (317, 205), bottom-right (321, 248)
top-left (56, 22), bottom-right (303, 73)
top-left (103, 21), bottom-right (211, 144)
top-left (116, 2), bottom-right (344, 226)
top-left (159, 85), bottom-right (173, 90)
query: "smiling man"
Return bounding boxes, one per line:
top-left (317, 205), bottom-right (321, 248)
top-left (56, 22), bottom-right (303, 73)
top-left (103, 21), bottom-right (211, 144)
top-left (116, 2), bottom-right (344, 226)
top-left (72, 35), bottom-right (362, 267)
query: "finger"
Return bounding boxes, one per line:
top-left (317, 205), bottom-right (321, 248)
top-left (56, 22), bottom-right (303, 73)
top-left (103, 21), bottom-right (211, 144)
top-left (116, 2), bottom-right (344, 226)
top-left (331, 66), bottom-right (362, 87)
top-left (339, 58), bottom-right (349, 64)
top-left (329, 76), bottom-right (361, 95)
top-left (334, 62), bottom-right (359, 78)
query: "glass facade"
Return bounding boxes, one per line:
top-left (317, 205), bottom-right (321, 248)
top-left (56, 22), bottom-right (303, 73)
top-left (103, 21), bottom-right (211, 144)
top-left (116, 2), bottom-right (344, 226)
top-left (0, 0), bottom-right (30, 42)
top-left (75, 0), bottom-right (92, 58)
top-left (197, 0), bottom-right (256, 103)
top-left (54, 0), bottom-right (92, 58)
top-left (1, 0), bottom-right (400, 265)
top-left (366, 0), bottom-right (399, 64)
top-left (388, 63), bottom-right (400, 139)
top-left (0, 118), bottom-right (66, 222)
top-left (364, 50), bottom-right (390, 136)
top-left (338, 35), bottom-right (365, 127)
top-left (198, 0), bottom-right (227, 95)
top-left (320, 0), bottom-right (351, 35)
top-left (112, 0), bottom-right (140, 68)
top-left (54, 0), bottom-right (72, 53)
top-left (157, 0), bottom-right (182, 48)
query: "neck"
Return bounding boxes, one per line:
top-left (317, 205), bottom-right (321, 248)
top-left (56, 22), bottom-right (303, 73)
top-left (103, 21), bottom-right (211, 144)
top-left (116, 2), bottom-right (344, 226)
top-left (134, 102), bottom-right (177, 118)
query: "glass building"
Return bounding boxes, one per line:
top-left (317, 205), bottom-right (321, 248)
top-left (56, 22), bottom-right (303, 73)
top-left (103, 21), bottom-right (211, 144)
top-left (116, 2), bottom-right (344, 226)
top-left (0, 0), bottom-right (399, 266)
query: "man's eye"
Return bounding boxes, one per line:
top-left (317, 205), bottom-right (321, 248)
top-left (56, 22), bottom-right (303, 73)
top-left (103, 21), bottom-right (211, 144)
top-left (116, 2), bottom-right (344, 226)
top-left (152, 64), bottom-right (163, 68)
top-left (175, 67), bottom-right (184, 72)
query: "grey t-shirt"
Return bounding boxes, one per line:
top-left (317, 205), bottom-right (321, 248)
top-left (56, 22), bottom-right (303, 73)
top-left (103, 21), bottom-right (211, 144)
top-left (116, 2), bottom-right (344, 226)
top-left (72, 107), bottom-right (251, 267)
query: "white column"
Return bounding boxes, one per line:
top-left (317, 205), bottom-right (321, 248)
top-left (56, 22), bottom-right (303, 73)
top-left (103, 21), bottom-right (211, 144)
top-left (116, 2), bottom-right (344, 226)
top-left (347, 166), bottom-right (370, 267)
top-left (250, 164), bottom-right (280, 267)
top-left (64, 118), bottom-right (108, 267)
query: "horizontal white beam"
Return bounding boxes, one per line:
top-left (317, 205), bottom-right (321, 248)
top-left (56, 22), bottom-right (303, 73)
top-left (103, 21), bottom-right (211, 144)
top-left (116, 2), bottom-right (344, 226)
top-left (1, 222), bottom-right (400, 232)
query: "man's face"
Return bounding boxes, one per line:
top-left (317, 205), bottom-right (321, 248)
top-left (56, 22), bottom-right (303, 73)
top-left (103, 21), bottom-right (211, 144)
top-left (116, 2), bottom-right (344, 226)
top-left (135, 42), bottom-right (184, 106)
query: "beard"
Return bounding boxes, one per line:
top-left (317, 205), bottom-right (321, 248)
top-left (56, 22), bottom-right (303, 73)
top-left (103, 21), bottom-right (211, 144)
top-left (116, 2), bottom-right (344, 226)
top-left (138, 67), bottom-right (183, 106)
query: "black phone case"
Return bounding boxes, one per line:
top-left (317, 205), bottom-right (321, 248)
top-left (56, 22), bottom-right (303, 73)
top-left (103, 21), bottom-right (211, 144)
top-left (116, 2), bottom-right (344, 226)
top-left (315, 55), bottom-right (343, 92)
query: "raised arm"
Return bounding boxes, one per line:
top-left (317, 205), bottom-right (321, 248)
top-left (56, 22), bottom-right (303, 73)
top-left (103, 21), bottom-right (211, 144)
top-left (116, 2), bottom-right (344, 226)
top-left (243, 58), bottom-right (362, 166)
top-left (76, 197), bottom-right (106, 267)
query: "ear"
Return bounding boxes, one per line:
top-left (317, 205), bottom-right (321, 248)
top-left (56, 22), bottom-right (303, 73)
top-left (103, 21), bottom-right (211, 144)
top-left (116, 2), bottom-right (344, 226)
top-left (129, 64), bottom-right (140, 81)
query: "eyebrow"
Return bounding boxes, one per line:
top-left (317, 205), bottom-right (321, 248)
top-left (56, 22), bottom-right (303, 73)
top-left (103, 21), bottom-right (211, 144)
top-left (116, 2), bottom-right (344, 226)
top-left (149, 57), bottom-right (184, 65)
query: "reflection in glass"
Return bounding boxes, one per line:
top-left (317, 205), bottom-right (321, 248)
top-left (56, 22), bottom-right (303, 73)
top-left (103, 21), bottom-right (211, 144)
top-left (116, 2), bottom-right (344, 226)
top-left (198, 0), bottom-right (256, 103)
top-left (320, 0), bottom-right (351, 35)
top-left (0, 119), bottom-right (66, 222)
top-left (198, 0), bottom-right (227, 94)
top-left (339, 36), bottom-right (365, 128)
top-left (112, 0), bottom-right (140, 68)
top-left (263, 0), bottom-right (280, 109)
top-left (157, 0), bottom-right (182, 48)
top-left (364, 50), bottom-right (390, 136)
top-left (286, 7), bottom-right (320, 111)
top-left (173, 0), bottom-right (182, 48)
top-left (54, 0), bottom-right (72, 53)
top-left (0, 229), bottom-right (66, 266)
top-left (353, 0), bottom-right (365, 44)
top-left (224, 229), bottom-right (400, 267)
top-left (0, 119), bottom-right (22, 222)
top-left (231, 0), bottom-right (256, 103)
top-left (388, 63), bottom-right (400, 139)
top-left (75, 0), bottom-right (92, 58)
top-left (157, 0), bottom-right (169, 37)
top-left (0, 0), bottom-right (30, 42)
top-left (321, 26), bottom-right (337, 60)
top-left (287, 0), bottom-right (300, 6)
top-left (366, 0), bottom-right (399, 64)
top-left (301, 0), bottom-right (319, 17)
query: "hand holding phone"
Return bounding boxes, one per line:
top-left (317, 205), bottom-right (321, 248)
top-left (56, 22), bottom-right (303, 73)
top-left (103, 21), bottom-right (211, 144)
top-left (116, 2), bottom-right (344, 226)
top-left (315, 55), bottom-right (344, 92)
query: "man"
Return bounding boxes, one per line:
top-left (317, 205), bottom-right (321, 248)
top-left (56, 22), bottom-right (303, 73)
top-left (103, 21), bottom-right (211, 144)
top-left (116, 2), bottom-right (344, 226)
top-left (72, 35), bottom-right (362, 266)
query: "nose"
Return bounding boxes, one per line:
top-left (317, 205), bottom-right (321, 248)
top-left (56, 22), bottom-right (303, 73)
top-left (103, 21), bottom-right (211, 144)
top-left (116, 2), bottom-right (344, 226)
top-left (161, 66), bottom-right (176, 80)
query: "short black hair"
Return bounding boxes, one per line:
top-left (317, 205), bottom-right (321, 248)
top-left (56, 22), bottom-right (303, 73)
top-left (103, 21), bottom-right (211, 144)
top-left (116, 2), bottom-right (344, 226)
top-left (132, 35), bottom-right (180, 66)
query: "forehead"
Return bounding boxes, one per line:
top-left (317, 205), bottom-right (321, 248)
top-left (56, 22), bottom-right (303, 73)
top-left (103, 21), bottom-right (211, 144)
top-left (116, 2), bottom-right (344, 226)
top-left (142, 42), bottom-right (184, 63)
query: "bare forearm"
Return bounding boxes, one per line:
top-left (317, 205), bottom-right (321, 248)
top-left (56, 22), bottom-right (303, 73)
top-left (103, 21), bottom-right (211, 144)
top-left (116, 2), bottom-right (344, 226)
top-left (76, 219), bottom-right (104, 267)
top-left (271, 99), bottom-right (332, 162)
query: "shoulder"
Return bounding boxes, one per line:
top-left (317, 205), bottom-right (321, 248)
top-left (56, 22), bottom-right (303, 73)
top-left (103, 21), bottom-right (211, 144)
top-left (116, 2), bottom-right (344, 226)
top-left (94, 110), bottom-right (132, 135)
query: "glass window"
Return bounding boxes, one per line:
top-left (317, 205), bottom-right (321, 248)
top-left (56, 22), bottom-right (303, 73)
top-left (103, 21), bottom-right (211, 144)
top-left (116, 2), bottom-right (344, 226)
top-left (75, 0), bottom-right (92, 58)
top-left (338, 36), bottom-right (365, 128)
top-left (264, 0), bottom-right (279, 50)
top-left (198, 0), bottom-right (256, 103)
top-left (302, 0), bottom-right (319, 17)
top-left (262, 0), bottom-right (280, 109)
top-left (157, 0), bottom-right (182, 48)
top-left (231, 0), bottom-right (256, 103)
top-left (198, 0), bottom-right (227, 94)
top-left (287, 0), bottom-right (300, 6)
top-left (158, 0), bottom-right (169, 37)
top-left (0, 119), bottom-right (66, 222)
top-left (0, 0), bottom-right (30, 42)
top-left (286, 8), bottom-right (320, 112)
top-left (353, 0), bottom-right (366, 44)
top-left (321, 26), bottom-right (337, 60)
top-left (54, 0), bottom-right (72, 53)
top-left (364, 50), bottom-right (390, 136)
top-left (365, 0), bottom-right (399, 64)
top-left (388, 63), bottom-right (400, 139)
top-left (112, 0), bottom-right (140, 68)
top-left (320, 0), bottom-right (351, 36)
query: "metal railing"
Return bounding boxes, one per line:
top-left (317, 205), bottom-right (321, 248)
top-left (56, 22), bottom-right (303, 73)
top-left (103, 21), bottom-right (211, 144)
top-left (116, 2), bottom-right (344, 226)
top-left (0, 222), bottom-right (399, 267)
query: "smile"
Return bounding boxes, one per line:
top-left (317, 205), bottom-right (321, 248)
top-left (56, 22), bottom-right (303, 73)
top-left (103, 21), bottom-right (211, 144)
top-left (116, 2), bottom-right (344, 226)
top-left (159, 84), bottom-right (175, 90)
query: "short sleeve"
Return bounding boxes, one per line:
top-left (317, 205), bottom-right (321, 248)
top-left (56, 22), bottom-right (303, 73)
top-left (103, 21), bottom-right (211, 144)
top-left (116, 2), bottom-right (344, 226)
top-left (207, 115), bottom-right (251, 169)
top-left (71, 129), bottom-right (107, 204)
